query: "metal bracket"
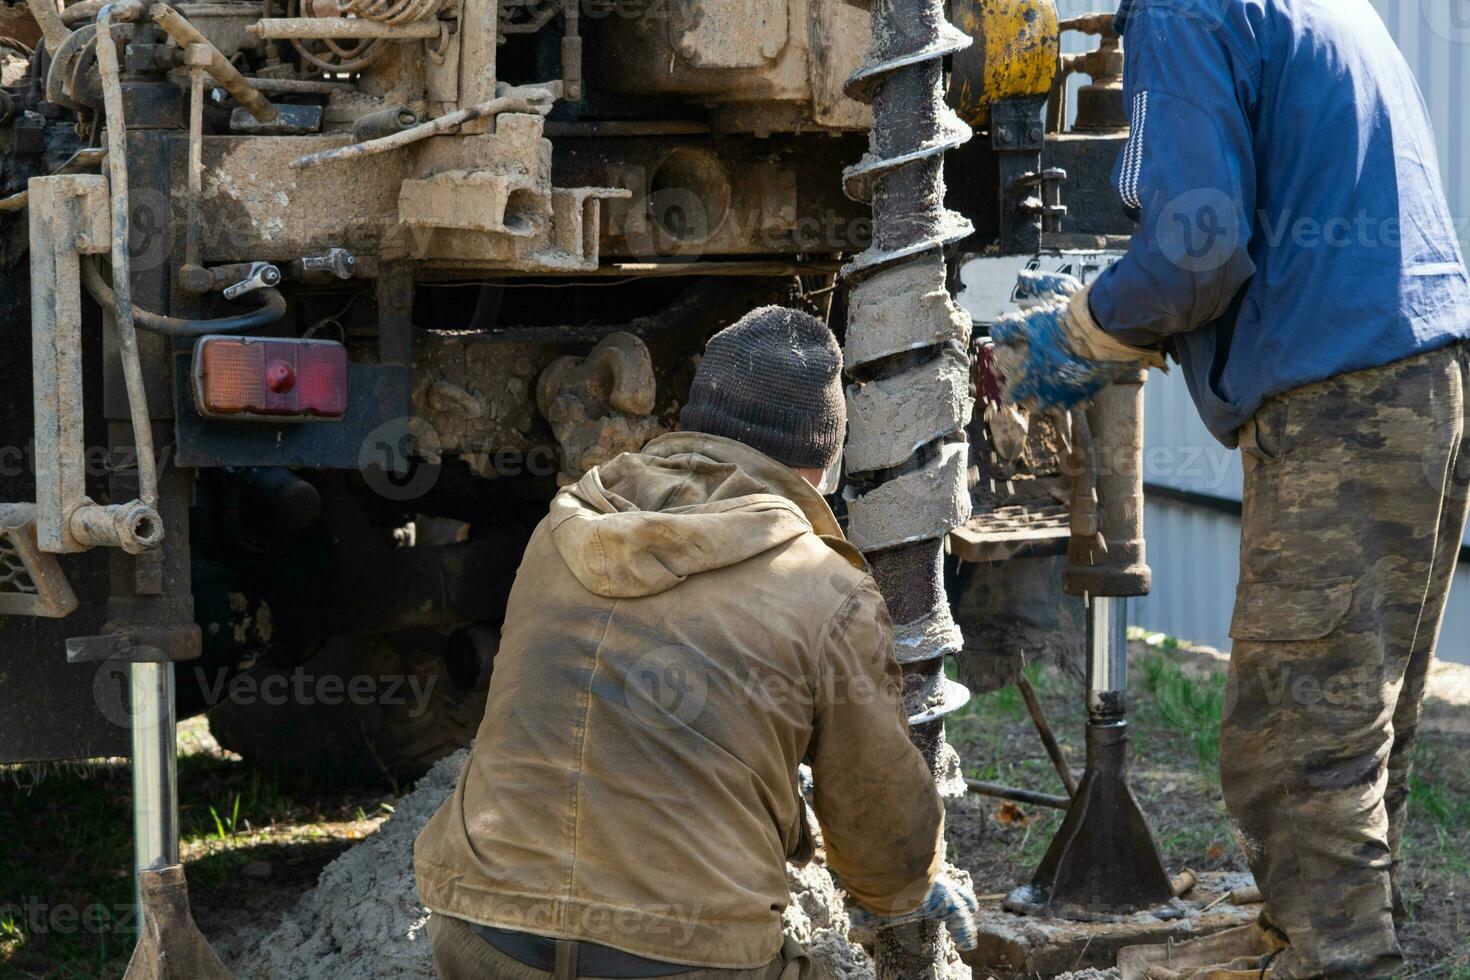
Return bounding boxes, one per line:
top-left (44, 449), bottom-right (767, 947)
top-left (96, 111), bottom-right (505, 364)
top-left (65, 623), bottom-right (202, 663)
top-left (992, 95), bottom-right (1052, 255)
top-left (29, 173), bottom-right (163, 556)
top-left (228, 102), bottom-right (322, 135)
top-left (0, 504), bottom-right (80, 618)
top-left (991, 96), bottom-right (1047, 152)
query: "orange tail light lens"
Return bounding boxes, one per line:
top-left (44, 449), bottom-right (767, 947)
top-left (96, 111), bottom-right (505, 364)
top-left (192, 336), bottom-right (349, 420)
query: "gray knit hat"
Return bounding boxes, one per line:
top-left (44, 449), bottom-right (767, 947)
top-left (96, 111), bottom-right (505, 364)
top-left (679, 306), bottom-right (846, 469)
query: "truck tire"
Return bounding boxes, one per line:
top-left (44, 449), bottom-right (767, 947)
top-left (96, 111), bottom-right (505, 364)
top-left (206, 631), bottom-right (486, 786)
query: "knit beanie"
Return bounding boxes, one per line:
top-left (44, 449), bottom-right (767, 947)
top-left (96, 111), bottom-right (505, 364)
top-left (679, 306), bottom-right (847, 469)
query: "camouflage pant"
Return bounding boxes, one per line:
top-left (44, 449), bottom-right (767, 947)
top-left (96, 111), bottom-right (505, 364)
top-left (1220, 342), bottom-right (1470, 979)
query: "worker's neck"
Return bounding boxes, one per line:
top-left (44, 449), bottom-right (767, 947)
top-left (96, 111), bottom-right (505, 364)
top-left (796, 467), bottom-right (825, 488)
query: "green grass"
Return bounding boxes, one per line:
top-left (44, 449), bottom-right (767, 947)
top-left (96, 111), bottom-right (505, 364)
top-left (1402, 742), bottom-right (1470, 885)
top-left (1136, 653), bottom-right (1227, 769)
top-left (0, 719), bottom-right (390, 979)
top-left (208, 795), bottom-right (241, 841)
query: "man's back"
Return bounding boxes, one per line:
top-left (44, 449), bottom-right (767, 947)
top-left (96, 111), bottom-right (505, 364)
top-left (1090, 0), bottom-right (1470, 441)
top-left (415, 432), bottom-right (941, 970)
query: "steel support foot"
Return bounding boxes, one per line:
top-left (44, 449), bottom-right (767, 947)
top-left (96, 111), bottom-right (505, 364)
top-left (122, 865), bottom-right (234, 980)
top-left (1007, 597), bottom-right (1174, 920)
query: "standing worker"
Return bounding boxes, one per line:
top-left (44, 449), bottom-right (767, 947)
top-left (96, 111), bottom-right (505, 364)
top-left (415, 306), bottom-right (977, 978)
top-left (990, 1), bottom-right (1470, 977)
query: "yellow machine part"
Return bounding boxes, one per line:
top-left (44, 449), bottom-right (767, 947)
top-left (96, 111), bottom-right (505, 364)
top-left (948, 0), bottom-right (1060, 125)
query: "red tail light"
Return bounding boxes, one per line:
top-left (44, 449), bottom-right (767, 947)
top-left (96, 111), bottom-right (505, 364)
top-left (192, 336), bottom-right (349, 420)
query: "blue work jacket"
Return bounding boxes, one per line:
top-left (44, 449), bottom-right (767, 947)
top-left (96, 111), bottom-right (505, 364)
top-left (1087, 0), bottom-right (1470, 444)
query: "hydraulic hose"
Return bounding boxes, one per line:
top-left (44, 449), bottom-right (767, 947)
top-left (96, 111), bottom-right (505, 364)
top-left (81, 256), bottom-right (288, 336)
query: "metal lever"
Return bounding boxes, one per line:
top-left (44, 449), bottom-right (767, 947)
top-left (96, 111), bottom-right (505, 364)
top-left (296, 248), bottom-right (357, 281)
top-left (221, 262), bottom-right (282, 300)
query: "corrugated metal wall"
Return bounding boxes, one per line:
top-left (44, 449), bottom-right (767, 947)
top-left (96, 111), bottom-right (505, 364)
top-left (1370, 0), bottom-right (1470, 257)
top-left (1045, 0), bottom-right (1469, 661)
top-left (1135, 494), bottom-right (1470, 660)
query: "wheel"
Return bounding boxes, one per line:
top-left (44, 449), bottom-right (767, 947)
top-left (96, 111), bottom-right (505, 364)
top-left (207, 630), bottom-right (487, 786)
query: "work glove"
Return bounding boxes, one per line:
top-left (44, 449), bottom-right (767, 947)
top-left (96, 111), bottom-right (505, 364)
top-left (989, 270), bottom-right (1166, 412)
top-left (847, 870), bottom-right (980, 952)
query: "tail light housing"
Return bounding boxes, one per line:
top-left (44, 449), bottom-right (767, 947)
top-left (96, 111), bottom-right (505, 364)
top-left (192, 336), bottom-right (349, 421)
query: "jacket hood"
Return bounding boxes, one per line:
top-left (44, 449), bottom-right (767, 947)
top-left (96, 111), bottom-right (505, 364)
top-left (547, 432), bottom-right (843, 598)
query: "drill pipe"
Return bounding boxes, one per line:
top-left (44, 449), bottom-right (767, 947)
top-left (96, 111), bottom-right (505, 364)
top-left (840, 0), bottom-right (975, 973)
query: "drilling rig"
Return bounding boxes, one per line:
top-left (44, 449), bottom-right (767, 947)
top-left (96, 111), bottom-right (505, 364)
top-left (0, 0), bottom-right (1171, 972)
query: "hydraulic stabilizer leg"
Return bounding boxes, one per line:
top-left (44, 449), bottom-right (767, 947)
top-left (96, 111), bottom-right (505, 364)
top-left (1008, 371), bottom-right (1175, 919)
top-left (1009, 595), bottom-right (1175, 918)
top-left (122, 663), bottom-right (232, 980)
top-left (840, 0), bottom-right (977, 972)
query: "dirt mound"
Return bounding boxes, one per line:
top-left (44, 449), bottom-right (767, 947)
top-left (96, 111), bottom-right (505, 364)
top-left (235, 749), bottom-right (877, 979)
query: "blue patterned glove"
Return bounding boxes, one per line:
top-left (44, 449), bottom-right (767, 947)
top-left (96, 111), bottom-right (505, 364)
top-left (1013, 269), bottom-right (1083, 309)
top-left (991, 301), bottom-right (1115, 410)
top-left (847, 873), bottom-right (980, 952)
top-left (991, 271), bottom-right (1164, 411)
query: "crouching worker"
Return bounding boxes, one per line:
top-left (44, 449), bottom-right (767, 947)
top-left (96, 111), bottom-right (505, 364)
top-left (415, 306), bottom-right (975, 979)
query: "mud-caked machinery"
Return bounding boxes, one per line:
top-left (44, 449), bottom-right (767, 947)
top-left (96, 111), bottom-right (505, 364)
top-left (0, 0), bottom-right (1175, 971)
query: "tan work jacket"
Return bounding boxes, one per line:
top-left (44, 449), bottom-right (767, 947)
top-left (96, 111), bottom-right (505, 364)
top-left (415, 432), bottom-right (942, 969)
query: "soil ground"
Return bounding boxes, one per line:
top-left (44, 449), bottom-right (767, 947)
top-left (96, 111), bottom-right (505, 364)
top-left (1, 635), bottom-right (1467, 979)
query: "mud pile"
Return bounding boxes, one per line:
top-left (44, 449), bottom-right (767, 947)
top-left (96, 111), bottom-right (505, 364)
top-left (236, 749), bottom-right (876, 979)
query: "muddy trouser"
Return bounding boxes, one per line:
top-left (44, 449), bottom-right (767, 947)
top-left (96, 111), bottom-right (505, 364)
top-left (1220, 342), bottom-right (1470, 979)
top-left (428, 913), bottom-right (815, 980)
